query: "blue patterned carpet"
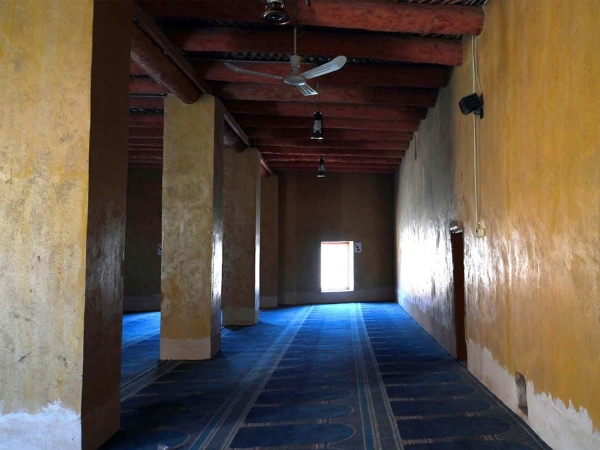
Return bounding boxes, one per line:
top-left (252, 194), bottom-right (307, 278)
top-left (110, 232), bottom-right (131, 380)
top-left (121, 312), bottom-right (161, 386)
top-left (106, 303), bottom-right (551, 450)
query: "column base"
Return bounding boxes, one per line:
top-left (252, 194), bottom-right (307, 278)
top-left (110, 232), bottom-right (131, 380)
top-left (222, 307), bottom-right (260, 326)
top-left (160, 335), bottom-right (221, 360)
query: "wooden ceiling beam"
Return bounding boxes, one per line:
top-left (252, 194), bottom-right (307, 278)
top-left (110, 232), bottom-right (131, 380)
top-left (130, 96), bottom-right (164, 110)
top-left (270, 165), bottom-right (397, 173)
top-left (130, 77), bottom-right (167, 95)
top-left (236, 115), bottom-right (420, 131)
top-left (213, 82), bottom-right (438, 107)
top-left (129, 113), bottom-right (420, 131)
top-left (131, 4), bottom-right (250, 147)
top-left (224, 101), bottom-right (427, 121)
top-left (129, 158), bottom-right (164, 164)
top-left (130, 113), bottom-right (164, 127)
top-left (129, 78), bottom-right (438, 107)
top-left (275, 166), bottom-right (395, 174)
top-left (129, 150), bottom-right (163, 156)
top-left (247, 127), bottom-right (413, 141)
top-left (255, 139), bottom-right (409, 150)
top-left (270, 163), bottom-right (398, 172)
top-left (130, 137), bottom-right (164, 146)
top-left (129, 138), bottom-right (410, 151)
top-left (136, 60), bottom-right (451, 89)
top-left (134, 59), bottom-right (452, 88)
top-left (194, 60), bottom-right (450, 88)
top-left (176, 29), bottom-right (461, 67)
top-left (129, 163), bottom-right (163, 169)
top-left (129, 127), bottom-right (163, 138)
top-left (140, 0), bottom-right (484, 36)
top-left (259, 146), bottom-right (405, 158)
top-left (127, 146), bottom-right (406, 159)
top-left (133, 3), bottom-right (211, 96)
top-left (130, 61), bottom-right (146, 75)
top-left (131, 25), bottom-right (200, 103)
top-left (265, 156), bottom-right (400, 165)
top-left (129, 143), bottom-right (163, 149)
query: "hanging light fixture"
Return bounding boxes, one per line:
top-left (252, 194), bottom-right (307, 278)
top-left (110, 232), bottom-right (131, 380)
top-left (311, 82), bottom-right (324, 140)
top-left (317, 158), bottom-right (326, 178)
top-left (311, 111), bottom-right (324, 140)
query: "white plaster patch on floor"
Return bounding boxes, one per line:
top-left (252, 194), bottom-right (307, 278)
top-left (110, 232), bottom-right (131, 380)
top-left (0, 401), bottom-right (80, 450)
top-left (467, 339), bottom-right (600, 450)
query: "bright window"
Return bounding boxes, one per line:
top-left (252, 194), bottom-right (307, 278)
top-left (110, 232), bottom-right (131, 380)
top-left (321, 241), bottom-right (354, 292)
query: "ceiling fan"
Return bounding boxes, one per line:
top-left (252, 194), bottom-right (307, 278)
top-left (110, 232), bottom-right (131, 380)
top-left (223, 28), bottom-right (347, 96)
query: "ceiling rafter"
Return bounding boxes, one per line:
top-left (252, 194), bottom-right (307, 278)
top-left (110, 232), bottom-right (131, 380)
top-left (130, 3), bottom-right (252, 150)
top-left (139, 0), bottom-right (484, 36)
top-left (253, 139), bottom-right (410, 150)
top-left (212, 82), bottom-right (438, 107)
top-left (129, 113), bottom-right (421, 131)
top-left (224, 101), bottom-right (428, 121)
top-left (246, 128), bottom-right (413, 141)
top-left (193, 61), bottom-right (451, 88)
top-left (171, 28), bottom-right (462, 66)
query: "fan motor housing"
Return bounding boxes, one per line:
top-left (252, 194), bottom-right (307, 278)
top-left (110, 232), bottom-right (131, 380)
top-left (262, 0), bottom-right (291, 24)
top-left (283, 75), bottom-right (306, 86)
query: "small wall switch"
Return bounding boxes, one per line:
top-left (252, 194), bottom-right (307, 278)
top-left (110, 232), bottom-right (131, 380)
top-left (476, 225), bottom-right (486, 238)
top-left (354, 242), bottom-right (362, 253)
top-left (157, 244), bottom-right (162, 256)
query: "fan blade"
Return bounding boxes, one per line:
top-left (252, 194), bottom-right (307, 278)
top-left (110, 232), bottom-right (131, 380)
top-left (223, 62), bottom-right (283, 80)
top-left (301, 56), bottom-right (347, 80)
top-left (295, 83), bottom-right (318, 96)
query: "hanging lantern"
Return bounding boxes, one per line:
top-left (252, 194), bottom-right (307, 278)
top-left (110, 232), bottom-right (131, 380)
top-left (311, 111), bottom-right (324, 140)
top-left (317, 158), bottom-right (326, 178)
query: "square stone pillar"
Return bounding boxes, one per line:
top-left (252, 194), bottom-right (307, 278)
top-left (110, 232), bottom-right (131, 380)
top-left (161, 94), bottom-right (224, 360)
top-left (222, 147), bottom-right (261, 325)
top-left (0, 1), bottom-right (132, 449)
top-left (260, 175), bottom-right (279, 308)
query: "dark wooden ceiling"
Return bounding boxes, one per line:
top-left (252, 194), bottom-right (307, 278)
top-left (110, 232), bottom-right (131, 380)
top-left (128, 0), bottom-right (486, 175)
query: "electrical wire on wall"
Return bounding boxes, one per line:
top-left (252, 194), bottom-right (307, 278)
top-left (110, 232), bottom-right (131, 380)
top-left (472, 35), bottom-right (485, 237)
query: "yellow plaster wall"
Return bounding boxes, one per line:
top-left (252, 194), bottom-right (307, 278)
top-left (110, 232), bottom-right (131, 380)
top-left (0, 0), bottom-right (93, 414)
top-left (279, 172), bottom-right (395, 304)
top-left (396, 0), bottom-right (600, 444)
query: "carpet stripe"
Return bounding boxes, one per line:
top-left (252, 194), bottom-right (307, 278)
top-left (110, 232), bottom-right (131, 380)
top-left (189, 305), bottom-right (313, 450)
